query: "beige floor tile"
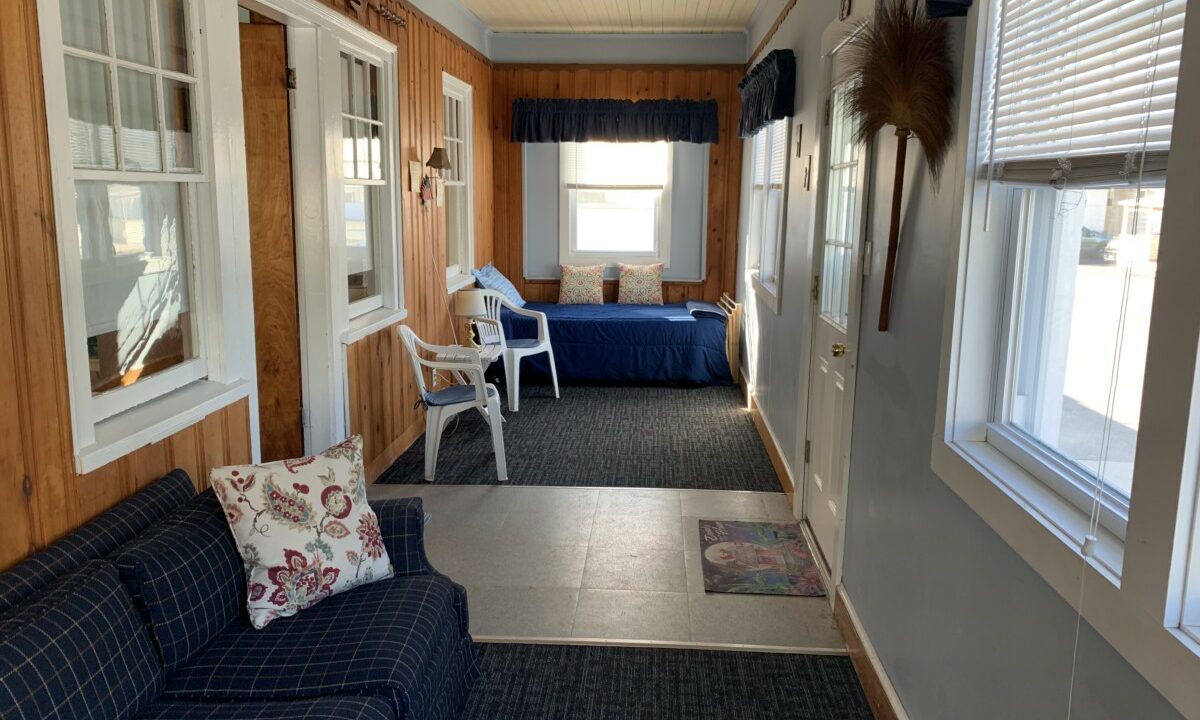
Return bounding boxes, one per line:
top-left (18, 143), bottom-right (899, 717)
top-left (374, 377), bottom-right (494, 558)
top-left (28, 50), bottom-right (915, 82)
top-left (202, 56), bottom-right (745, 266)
top-left (595, 488), bottom-right (681, 517)
top-left (681, 490), bottom-right (772, 520)
top-left (687, 592), bottom-right (844, 649)
top-left (571, 589), bottom-right (691, 642)
top-left (499, 510), bottom-right (595, 547)
top-left (760, 493), bottom-right (797, 521)
top-left (589, 513), bottom-right (684, 551)
top-left (509, 487), bottom-right (599, 515)
top-left (581, 546), bottom-right (686, 592)
top-left (465, 586), bottom-right (580, 637)
top-left (452, 543), bottom-right (588, 589)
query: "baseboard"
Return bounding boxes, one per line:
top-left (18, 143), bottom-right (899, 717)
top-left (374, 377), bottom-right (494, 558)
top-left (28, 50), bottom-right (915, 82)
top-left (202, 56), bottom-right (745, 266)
top-left (743, 377), bottom-right (795, 499)
top-left (833, 586), bottom-right (909, 720)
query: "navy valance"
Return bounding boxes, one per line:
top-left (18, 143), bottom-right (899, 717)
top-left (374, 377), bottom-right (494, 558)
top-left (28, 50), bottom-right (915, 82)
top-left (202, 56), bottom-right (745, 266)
top-left (927, 0), bottom-right (971, 17)
top-left (511, 99), bottom-right (719, 144)
top-left (737, 49), bottom-right (797, 138)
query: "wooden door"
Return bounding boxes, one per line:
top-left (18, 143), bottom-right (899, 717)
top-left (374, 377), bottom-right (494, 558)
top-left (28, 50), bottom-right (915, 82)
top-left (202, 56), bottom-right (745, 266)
top-left (804, 77), bottom-right (869, 566)
top-left (240, 21), bottom-right (304, 461)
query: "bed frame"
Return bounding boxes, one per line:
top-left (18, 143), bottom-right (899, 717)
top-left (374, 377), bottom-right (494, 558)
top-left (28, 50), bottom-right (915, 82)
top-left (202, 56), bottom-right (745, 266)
top-left (719, 293), bottom-right (742, 384)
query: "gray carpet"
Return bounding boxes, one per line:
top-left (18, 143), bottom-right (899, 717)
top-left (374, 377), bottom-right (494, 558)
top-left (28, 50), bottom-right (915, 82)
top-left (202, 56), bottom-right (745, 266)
top-left (378, 385), bottom-right (782, 491)
top-left (458, 643), bottom-right (872, 720)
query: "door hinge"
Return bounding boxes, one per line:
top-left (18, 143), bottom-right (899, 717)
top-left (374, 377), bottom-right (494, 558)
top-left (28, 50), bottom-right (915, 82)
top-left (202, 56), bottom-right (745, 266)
top-left (863, 240), bottom-right (873, 276)
top-left (301, 405), bottom-right (311, 430)
top-left (286, 67), bottom-right (297, 90)
top-left (804, 439), bottom-right (811, 464)
top-left (824, 96), bottom-right (832, 126)
top-left (811, 274), bottom-right (820, 302)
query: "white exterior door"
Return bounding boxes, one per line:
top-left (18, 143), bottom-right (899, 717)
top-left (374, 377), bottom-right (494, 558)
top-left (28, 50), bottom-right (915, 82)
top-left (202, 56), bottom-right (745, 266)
top-left (804, 77), bottom-right (868, 569)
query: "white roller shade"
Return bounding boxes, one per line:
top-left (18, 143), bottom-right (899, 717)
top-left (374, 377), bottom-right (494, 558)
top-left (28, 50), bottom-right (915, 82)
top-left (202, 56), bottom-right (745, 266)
top-left (986, 0), bottom-right (1185, 183)
top-left (562, 141), bottom-right (669, 188)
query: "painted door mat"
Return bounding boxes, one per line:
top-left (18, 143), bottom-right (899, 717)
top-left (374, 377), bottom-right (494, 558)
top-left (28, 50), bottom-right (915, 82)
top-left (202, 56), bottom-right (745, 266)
top-left (699, 520), bottom-right (826, 596)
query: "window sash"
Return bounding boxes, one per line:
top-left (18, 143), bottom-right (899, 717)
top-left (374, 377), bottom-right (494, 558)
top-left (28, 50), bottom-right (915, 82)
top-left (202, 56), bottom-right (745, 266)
top-left (442, 73), bottom-right (474, 278)
top-left (750, 119), bottom-right (788, 287)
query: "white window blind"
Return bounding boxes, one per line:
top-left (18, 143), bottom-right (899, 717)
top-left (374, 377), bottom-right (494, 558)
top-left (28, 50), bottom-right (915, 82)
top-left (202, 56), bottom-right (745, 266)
top-left (749, 118), bottom-right (788, 287)
top-left (986, 0), bottom-right (1185, 184)
top-left (562, 142), bottom-right (669, 188)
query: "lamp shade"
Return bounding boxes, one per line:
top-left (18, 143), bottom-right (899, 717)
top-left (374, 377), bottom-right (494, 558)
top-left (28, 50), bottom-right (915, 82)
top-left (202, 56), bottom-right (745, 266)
top-left (426, 147), bottom-right (453, 171)
top-left (454, 289), bottom-right (487, 317)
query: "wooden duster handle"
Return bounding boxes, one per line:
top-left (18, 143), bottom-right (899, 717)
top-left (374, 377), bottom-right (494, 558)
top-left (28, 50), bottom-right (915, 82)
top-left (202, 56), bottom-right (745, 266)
top-left (878, 128), bottom-right (911, 332)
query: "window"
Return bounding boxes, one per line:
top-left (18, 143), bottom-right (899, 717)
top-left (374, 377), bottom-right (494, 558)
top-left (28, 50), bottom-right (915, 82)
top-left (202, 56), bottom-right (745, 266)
top-left (339, 51), bottom-right (388, 315)
top-left (747, 118), bottom-right (789, 304)
top-left (819, 82), bottom-right (861, 327)
top-left (40, 0), bottom-right (254, 471)
top-left (559, 141), bottom-right (672, 265)
top-left (443, 73), bottom-right (474, 289)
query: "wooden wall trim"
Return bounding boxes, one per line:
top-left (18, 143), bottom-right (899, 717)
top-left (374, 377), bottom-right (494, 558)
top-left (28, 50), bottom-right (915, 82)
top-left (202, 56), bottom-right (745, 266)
top-left (749, 390), bottom-right (795, 499)
top-left (748, 0), bottom-right (799, 66)
top-left (834, 586), bottom-right (910, 720)
top-left (495, 63), bottom-right (747, 72)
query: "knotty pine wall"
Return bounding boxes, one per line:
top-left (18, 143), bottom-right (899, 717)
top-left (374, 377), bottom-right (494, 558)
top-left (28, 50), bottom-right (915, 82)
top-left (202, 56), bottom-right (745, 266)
top-left (491, 65), bottom-right (745, 303)
top-left (324, 1), bottom-right (495, 480)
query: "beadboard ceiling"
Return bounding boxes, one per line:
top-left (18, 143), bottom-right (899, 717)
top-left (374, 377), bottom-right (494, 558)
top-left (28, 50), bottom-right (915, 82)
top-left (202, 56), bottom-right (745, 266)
top-left (458, 0), bottom-right (760, 34)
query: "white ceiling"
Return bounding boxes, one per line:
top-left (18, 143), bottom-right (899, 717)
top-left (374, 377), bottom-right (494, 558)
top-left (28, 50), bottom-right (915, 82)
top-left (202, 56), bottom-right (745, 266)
top-left (458, 0), bottom-right (760, 34)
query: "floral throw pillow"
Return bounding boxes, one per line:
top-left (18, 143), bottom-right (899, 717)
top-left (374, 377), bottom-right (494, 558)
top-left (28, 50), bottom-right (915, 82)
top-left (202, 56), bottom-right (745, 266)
top-left (210, 435), bottom-right (393, 629)
top-left (559, 264), bottom-right (605, 304)
top-left (617, 263), bottom-right (664, 305)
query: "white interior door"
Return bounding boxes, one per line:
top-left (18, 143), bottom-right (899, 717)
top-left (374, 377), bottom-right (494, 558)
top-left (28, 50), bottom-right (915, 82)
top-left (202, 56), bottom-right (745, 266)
top-left (804, 76), bottom-right (869, 572)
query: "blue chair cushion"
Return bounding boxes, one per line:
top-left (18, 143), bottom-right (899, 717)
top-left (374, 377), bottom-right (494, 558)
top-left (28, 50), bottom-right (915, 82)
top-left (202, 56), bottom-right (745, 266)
top-left (0, 470), bottom-right (196, 615)
top-left (115, 490), bottom-right (245, 672)
top-left (134, 696), bottom-right (396, 720)
top-left (163, 574), bottom-right (472, 720)
top-left (423, 384), bottom-right (497, 407)
top-left (471, 264), bottom-right (525, 308)
top-left (0, 560), bottom-right (164, 720)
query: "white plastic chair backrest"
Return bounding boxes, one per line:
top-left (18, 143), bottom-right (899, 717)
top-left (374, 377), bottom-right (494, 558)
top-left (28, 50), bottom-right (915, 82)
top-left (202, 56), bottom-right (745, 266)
top-left (477, 289), bottom-right (508, 347)
top-left (397, 325), bottom-right (429, 397)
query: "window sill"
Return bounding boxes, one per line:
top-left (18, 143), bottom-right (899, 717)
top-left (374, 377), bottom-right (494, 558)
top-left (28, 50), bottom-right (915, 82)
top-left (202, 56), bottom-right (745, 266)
top-left (76, 379), bottom-right (253, 475)
top-left (447, 273), bottom-right (475, 293)
top-left (751, 272), bottom-right (782, 314)
top-left (342, 306), bottom-right (408, 345)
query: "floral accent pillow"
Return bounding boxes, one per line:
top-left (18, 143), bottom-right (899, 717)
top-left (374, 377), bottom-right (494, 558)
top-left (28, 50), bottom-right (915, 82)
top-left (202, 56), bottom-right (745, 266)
top-left (617, 263), bottom-right (664, 305)
top-left (558, 264), bottom-right (605, 304)
top-left (210, 435), bottom-right (393, 629)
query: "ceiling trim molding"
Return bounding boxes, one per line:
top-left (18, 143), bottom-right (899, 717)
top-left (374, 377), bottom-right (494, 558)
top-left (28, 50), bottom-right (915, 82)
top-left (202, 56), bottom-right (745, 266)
top-left (489, 32), bottom-right (747, 65)
top-left (747, 0), bottom-right (798, 66)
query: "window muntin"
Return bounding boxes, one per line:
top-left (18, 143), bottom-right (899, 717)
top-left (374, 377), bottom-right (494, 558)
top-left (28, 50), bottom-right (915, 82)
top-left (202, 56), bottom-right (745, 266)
top-left (748, 118), bottom-right (788, 291)
top-left (559, 141), bottom-right (672, 262)
top-left (820, 82), bottom-right (861, 328)
top-left (339, 51), bottom-right (386, 313)
top-left (57, 0), bottom-right (205, 418)
top-left (443, 75), bottom-right (473, 282)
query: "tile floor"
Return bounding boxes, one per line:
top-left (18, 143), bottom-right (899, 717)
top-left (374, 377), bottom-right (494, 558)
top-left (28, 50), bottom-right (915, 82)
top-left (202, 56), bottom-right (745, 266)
top-left (368, 484), bottom-right (846, 653)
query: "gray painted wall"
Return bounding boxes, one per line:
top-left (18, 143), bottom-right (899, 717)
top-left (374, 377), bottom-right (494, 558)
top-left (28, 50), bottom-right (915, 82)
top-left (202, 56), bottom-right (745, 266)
top-left (739, 1), bottom-right (1185, 718)
top-left (489, 32), bottom-right (747, 64)
top-left (522, 142), bottom-right (709, 281)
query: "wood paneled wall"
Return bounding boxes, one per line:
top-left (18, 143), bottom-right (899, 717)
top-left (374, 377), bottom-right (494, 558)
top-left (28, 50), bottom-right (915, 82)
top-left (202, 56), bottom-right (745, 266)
top-left (491, 65), bottom-right (745, 304)
top-left (321, 1), bottom-right (496, 479)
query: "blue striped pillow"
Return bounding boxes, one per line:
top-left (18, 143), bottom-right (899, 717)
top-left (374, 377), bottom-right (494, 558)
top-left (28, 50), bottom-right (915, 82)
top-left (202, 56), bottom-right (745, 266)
top-left (471, 264), bottom-right (525, 308)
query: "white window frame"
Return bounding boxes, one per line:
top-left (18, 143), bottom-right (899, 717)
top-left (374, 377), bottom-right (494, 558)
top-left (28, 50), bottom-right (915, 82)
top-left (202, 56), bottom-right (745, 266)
top-left (39, 0), bottom-right (258, 473)
top-left (933, 1), bottom-right (1200, 716)
top-left (557, 142), bottom-right (674, 267)
top-left (748, 117), bottom-right (791, 313)
top-left (442, 72), bottom-right (475, 293)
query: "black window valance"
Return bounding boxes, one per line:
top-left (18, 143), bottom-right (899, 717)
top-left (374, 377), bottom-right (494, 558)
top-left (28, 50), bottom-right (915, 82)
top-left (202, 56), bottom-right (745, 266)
top-left (737, 49), bottom-right (796, 138)
top-left (511, 99), bottom-right (719, 144)
top-left (927, 0), bottom-right (971, 17)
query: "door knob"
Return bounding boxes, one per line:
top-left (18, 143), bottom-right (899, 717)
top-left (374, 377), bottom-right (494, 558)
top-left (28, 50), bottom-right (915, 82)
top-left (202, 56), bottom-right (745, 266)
top-left (831, 343), bottom-right (847, 357)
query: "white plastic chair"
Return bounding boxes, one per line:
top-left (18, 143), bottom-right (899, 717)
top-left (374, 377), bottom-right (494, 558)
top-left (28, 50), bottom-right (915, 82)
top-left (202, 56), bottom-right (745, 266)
top-left (398, 325), bottom-right (507, 483)
top-left (473, 289), bottom-right (560, 412)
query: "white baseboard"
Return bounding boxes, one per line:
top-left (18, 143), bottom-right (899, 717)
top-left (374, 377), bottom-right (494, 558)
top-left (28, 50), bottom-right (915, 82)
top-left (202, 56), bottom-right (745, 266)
top-left (837, 584), bottom-right (910, 720)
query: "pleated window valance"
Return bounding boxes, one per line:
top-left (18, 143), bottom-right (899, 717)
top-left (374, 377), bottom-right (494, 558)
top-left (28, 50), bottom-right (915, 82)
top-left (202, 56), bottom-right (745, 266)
top-left (927, 0), bottom-right (972, 18)
top-left (511, 99), bottom-right (719, 144)
top-left (737, 49), bottom-right (797, 138)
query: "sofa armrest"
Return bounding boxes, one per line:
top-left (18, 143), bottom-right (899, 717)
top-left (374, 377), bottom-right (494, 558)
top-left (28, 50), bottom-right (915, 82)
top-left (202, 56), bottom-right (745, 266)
top-left (369, 497), bottom-right (435, 577)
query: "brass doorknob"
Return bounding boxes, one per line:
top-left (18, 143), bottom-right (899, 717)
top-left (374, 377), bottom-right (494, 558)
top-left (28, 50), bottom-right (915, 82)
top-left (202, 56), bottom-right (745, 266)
top-left (831, 343), bottom-right (847, 357)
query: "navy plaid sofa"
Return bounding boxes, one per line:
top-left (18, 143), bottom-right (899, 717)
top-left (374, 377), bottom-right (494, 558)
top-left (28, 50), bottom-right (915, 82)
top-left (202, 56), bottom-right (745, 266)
top-left (0, 471), bottom-right (478, 720)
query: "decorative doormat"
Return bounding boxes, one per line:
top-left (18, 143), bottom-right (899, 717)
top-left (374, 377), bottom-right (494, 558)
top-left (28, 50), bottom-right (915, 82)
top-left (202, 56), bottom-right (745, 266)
top-left (698, 520), bottom-right (826, 596)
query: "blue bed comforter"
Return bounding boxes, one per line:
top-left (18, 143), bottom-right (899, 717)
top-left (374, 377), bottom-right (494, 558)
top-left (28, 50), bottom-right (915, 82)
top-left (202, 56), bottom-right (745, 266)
top-left (501, 302), bottom-right (731, 385)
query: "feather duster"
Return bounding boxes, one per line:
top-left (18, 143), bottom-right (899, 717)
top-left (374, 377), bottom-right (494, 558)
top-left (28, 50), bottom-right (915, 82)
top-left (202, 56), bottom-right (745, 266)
top-left (844, 0), bottom-right (955, 330)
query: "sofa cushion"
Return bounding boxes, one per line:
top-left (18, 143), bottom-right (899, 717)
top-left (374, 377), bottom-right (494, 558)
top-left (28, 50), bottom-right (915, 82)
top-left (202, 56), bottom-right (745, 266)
top-left (134, 696), bottom-right (395, 720)
top-left (164, 574), bottom-right (469, 720)
top-left (115, 490), bottom-right (245, 672)
top-left (0, 561), bottom-right (164, 720)
top-left (0, 470), bottom-right (195, 615)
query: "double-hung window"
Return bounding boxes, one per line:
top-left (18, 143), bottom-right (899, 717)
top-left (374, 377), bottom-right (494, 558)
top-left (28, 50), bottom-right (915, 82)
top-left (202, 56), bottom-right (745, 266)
top-left (443, 73), bottom-right (474, 290)
top-left (559, 141), bottom-right (673, 266)
top-left (40, 0), bottom-right (254, 471)
top-left (747, 118), bottom-right (789, 306)
top-left (339, 51), bottom-right (388, 316)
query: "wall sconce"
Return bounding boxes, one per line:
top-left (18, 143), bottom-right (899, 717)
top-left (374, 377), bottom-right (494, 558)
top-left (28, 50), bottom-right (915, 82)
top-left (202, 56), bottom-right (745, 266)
top-left (421, 147), bottom-right (452, 206)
